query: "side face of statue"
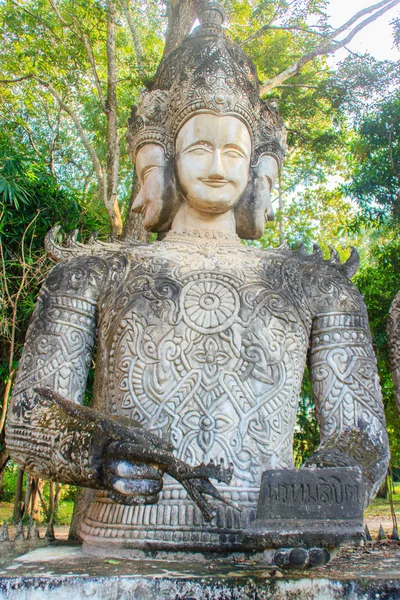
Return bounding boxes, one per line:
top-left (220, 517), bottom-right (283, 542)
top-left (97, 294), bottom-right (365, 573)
top-left (5, 5), bottom-right (390, 554)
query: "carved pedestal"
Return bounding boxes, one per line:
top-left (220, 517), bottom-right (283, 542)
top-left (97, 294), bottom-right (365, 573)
top-left (243, 467), bottom-right (365, 553)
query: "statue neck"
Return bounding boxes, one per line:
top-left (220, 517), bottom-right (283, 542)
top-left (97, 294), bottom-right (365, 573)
top-left (170, 203), bottom-right (237, 236)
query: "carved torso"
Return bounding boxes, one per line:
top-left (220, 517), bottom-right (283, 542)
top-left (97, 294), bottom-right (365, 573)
top-left (94, 236), bottom-right (312, 487)
top-left (7, 232), bottom-right (388, 552)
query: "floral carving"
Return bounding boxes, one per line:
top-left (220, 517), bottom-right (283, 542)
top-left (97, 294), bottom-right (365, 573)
top-left (181, 278), bottom-right (239, 334)
top-left (192, 337), bottom-right (230, 377)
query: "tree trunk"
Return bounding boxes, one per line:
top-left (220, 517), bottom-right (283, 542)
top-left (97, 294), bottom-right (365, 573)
top-left (23, 475), bottom-right (31, 517)
top-left (161, 0), bottom-right (204, 61)
top-left (54, 483), bottom-right (62, 518)
top-left (49, 481), bottom-right (55, 520)
top-left (122, 177), bottom-right (150, 241)
top-left (106, 0), bottom-right (122, 237)
top-left (68, 487), bottom-right (96, 542)
top-left (30, 478), bottom-right (41, 521)
top-left (13, 468), bottom-right (24, 522)
top-left (377, 476), bottom-right (388, 499)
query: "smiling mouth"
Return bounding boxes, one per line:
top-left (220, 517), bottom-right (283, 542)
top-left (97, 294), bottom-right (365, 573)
top-left (201, 179), bottom-right (229, 188)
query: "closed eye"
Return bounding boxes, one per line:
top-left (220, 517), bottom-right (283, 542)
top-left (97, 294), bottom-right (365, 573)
top-left (222, 145), bottom-right (248, 159)
top-left (141, 165), bottom-right (160, 182)
top-left (182, 142), bottom-right (214, 155)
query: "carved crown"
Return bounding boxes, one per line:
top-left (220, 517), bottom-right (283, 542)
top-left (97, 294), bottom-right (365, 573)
top-left (127, 2), bottom-right (286, 169)
top-left (127, 89), bottom-right (171, 160)
top-left (155, 4), bottom-right (260, 145)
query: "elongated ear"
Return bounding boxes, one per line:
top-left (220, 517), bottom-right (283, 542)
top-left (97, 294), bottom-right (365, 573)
top-left (235, 155), bottom-right (279, 240)
top-left (155, 157), bottom-right (181, 233)
top-left (234, 167), bottom-right (257, 240)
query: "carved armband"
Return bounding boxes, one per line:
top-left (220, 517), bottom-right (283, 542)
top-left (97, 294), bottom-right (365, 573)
top-left (6, 256), bottom-right (110, 486)
top-left (309, 312), bottom-right (389, 501)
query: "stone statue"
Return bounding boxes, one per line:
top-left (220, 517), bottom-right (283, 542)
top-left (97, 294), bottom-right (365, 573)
top-left (6, 3), bottom-right (389, 556)
top-left (388, 291), bottom-right (400, 415)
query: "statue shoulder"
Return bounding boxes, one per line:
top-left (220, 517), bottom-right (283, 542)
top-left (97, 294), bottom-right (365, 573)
top-left (43, 227), bottom-right (150, 296)
top-left (45, 226), bottom-right (147, 263)
top-left (265, 243), bottom-right (363, 316)
top-left (292, 245), bottom-right (364, 316)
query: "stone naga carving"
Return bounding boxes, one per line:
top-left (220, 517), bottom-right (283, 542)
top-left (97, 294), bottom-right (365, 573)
top-left (6, 2), bottom-right (389, 555)
top-left (388, 290), bottom-right (400, 414)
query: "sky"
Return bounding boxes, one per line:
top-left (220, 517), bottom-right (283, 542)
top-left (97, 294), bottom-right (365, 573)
top-left (327, 0), bottom-right (400, 62)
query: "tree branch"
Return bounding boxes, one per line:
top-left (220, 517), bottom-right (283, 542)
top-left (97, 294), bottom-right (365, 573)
top-left (81, 32), bottom-right (107, 112)
top-left (240, 24), bottom-right (327, 47)
top-left (49, 0), bottom-right (107, 112)
top-left (48, 0), bottom-right (69, 25)
top-left (11, 0), bottom-right (60, 38)
top-left (162, 0), bottom-right (204, 59)
top-left (14, 120), bottom-right (41, 156)
top-left (106, 0), bottom-right (122, 237)
top-left (0, 75), bottom-right (34, 84)
top-left (260, 0), bottom-right (400, 95)
top-left (32, 76), bottom-right (106, 206)
top-left (120, 0), bottom-right (144, 72)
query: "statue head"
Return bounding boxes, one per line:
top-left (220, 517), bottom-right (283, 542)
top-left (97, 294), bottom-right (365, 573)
top-left (127, 90), bottom-right (179, 232)
top-left (175, 114), bottom-right (251, 215)
top-left (127, 2), bottom-right (286, 238)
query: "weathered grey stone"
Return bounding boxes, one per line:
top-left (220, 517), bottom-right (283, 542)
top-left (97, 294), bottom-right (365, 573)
top-left (378, 524), bottom-right (386, 540)
top-left (243, 468), bottom-right (365, 550)
top-left (1, 545), bottom-right (400, 600)
top-left (388, 289), bottom-right (400, 415)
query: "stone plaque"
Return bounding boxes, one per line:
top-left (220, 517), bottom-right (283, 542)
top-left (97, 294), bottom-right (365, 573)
top-left (243, 467), bottom-right (366, 550)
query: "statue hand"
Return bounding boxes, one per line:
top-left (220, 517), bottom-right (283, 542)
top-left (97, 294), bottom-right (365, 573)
top-left (302, 448), bottom-right (360, 470)
top-left (104, 441), bottom-right (164, 505)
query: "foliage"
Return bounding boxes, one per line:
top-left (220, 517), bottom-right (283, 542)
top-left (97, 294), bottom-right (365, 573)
top-left (0, 132), bottom-right (108, 480)
top-left (346, 94), bottom-right (400, 223)
top-left (293, 369), bottom-right (320, 467)
top-left (354, 232), bottom-right (400, 466)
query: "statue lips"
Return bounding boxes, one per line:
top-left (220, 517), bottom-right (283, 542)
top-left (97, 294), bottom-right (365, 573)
top-left (200, 179), bottom-right (230, 188)
top-left (34, 387), bottom-right (240, 522)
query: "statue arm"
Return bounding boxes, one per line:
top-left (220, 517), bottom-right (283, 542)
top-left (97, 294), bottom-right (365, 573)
top-left (306, 273), bottom-right (389, 504)
top-left (5, 255), bottom-right (111, 488)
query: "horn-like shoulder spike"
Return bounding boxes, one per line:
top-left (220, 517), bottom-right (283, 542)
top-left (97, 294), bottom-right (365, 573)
top-left (312, 244), bottom-right (324, 259)
top-left (343, 247), bottom-right (360, 278)
top-left (329, 247), bottom-right (340, 263)
top-left (66, 230), bottom-right (79, 247)
top-left (45, 227), bottom-right (146, 263)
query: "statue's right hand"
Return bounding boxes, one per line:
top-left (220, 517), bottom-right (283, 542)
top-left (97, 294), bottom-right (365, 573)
top-left (104, 441), bottom-right (164, 505)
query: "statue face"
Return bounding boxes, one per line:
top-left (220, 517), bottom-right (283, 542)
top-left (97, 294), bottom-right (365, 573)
top-left (235, 154), bottom-right (279, 239)
top-left (176, 114), bottom-right (251, 214)
top-left (132, 143), bottom-right (177, 232)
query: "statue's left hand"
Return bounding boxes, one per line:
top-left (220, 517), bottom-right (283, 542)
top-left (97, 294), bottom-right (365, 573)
top-left (104, 441), bottom-right (164, 505)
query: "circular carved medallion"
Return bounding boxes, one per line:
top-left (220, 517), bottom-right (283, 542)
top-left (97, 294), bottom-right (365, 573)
top-left (180, 276), bottom-right (239, 334)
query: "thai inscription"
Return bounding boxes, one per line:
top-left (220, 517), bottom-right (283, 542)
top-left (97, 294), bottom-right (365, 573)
top-left (257, 468), bottom-right (365, 521)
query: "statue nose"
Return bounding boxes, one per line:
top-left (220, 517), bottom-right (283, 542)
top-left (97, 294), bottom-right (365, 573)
top-left (132, 189), bottom-right (144, 213)
top-left (208, 150), bottom-right (225, 179)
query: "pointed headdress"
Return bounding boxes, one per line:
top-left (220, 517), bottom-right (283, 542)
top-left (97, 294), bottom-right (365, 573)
top-left (127, 2), bottom-right (286, 168)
